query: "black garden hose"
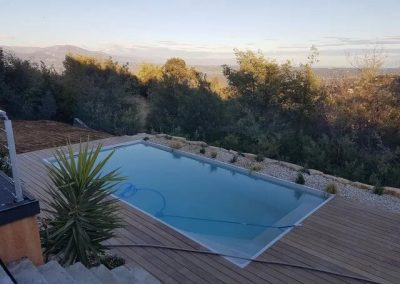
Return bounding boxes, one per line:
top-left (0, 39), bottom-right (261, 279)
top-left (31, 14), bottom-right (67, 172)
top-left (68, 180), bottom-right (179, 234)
top-left (106, 243), bottom-right (379, 284)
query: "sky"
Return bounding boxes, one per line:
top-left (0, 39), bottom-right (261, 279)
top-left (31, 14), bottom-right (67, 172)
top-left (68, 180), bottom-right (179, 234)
top-left (1, 0), bottom-right (400, 67)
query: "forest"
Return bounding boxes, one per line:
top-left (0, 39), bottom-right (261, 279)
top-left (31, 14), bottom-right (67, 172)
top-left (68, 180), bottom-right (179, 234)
top-left (0, 47), bottom-right (399, 187)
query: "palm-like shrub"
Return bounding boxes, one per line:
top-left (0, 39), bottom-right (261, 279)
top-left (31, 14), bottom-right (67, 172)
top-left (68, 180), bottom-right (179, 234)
top-left (42, 143), bottom-right (124, 266)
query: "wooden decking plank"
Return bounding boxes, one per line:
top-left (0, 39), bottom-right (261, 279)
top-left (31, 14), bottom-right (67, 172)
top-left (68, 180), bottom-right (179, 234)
top-left (289, 227), bottom-right (400, 281)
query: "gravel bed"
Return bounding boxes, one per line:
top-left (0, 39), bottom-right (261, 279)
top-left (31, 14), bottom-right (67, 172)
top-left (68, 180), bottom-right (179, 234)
top-left (147, 135), bottom-right (400, 214)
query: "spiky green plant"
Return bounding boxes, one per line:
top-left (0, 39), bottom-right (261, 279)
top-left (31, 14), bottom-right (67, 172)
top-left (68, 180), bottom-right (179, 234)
top-left (41, 143), bottom-right (124, 266)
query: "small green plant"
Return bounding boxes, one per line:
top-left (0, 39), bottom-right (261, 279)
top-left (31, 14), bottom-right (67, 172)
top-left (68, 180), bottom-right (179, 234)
top-left (255, 155), bottom-right (264, 162)
top-left (373, 185), bottom-right (384, 195)
top-left (210, 151), bottom-right (217, 158)
top-left (100, 254), bottom-right (125, 269)
top-left (41, 143), bottom-right (124, 266)
top-left (249, 163), bottom-right (263, 172)
top-left (325, 183), bottom-right (337, 194)
top-left (88, 253), bottom-right (125, 269)
top-left (0, 148), bottom-right (11, 177)
top-left (199, 147), bottom-right (206, 154)
top-left (143, 136), bottom-right (150, 141)
top-left (170, 141), bottom-right (184, 149)
top-left (295, 173), bottom-right (305, 185)
top-left (230, 154), bottom-right (238, 163)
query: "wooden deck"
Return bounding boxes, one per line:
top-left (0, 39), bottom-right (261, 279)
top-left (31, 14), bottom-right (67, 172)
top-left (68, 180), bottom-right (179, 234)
top-left (17, 136), bottom-right (400, 284)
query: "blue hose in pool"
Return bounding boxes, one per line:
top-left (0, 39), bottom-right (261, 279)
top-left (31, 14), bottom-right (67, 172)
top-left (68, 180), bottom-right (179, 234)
top-left (115, 182), bottom-right (301, 230)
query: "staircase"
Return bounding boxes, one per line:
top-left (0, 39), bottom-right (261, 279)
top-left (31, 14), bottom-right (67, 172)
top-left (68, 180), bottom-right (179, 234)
top-left (7, 258), bottom-right (160, 284)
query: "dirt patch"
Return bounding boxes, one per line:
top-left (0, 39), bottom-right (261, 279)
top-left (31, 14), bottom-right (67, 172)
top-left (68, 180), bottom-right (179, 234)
top-left (3, 120), bottom-right (113, 153)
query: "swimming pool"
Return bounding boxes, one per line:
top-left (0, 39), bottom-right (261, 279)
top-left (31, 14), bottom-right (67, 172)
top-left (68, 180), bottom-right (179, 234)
top-left (55, 141), bottom-right (332, 267)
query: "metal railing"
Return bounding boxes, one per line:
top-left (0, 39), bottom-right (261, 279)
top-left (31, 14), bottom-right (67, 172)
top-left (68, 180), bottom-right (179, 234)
top-left (0, 110), bottom-right (23, 202)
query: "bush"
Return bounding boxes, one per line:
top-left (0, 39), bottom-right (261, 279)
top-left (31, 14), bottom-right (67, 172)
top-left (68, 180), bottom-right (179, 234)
top-left (373, 185), bottom-right (385, 195)
top-left (255, 155), bottom-right (264, 162)
top-left (199, 147), bottom-right (206, 154)
top-left (41, 143), bottom-right (124, 266)
top-left (249, 163), bottom-right (263, 172)
top-left (295, 173), bottom-right (305, 185)
top-left (100, 254), bottom-right (125, 269)
top-left (143, 136), bottom-right (150, 141)
top-left (210, 151), bottom-right (217, 158)
top-left (88, 253), bottom-right (125, 269)
top-left (0, 149), bottom-right (11, 177)
top-left (230, 154), bottom-right (238, 163)
top-left (325, 183), bottom-right (337, 194)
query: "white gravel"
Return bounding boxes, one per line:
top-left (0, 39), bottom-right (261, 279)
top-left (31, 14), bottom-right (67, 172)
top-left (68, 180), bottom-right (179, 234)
top-left (148, 135), bottom-right (400, 214)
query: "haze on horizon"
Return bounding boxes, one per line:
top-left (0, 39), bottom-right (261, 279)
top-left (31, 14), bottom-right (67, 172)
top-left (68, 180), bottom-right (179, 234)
top-left (1, 0), bottom-right (400, 67)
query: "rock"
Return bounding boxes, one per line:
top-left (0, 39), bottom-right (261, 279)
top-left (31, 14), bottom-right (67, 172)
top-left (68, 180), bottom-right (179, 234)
top-left (171, 136), bottom-right (186, 142)
top-left (188, 140), bottom-right (207, 147)
top-left (384, 186), bottom-right (400, 197)
top-left (334, 176), bottom-right (351, 185)
top-left (279, 161), bottom-right (303, 171)
top-left (155, 133), bottom-right (167, 138)
top-left (309, 169), bottom-right (324, 175)
top-left (244, 153), bottom-right (256, 159)
top-left (351, 181), bottom-right (374, 191)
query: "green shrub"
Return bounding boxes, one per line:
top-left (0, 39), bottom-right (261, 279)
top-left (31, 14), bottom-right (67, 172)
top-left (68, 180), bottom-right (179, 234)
top-left (230, 154), bottom-right (238, 163)
top-left (100, 254), bottom-right (125, 269)
top-left (295, 173), bottom-right (305, 185)
top-left (143, 136), bottom-right (150, 141)
top-left (41, 143), bottom-right (124, 266)
top-left (373, 185), bottom-right (385, 195)
top-left (249, 163), bottom-right (263, 172)
top-left (0, 149), bottom-right (11, 177)
top-left (199, 147), bottom-right (206, 154)
top-left (325, 183), bottom-right (337, 194)
top-left (210, 151), bottom-right (217, 158)
top-left (255, 155), bottom-right (264, 162)
top-left (88, 253), bottom-right (125, 269)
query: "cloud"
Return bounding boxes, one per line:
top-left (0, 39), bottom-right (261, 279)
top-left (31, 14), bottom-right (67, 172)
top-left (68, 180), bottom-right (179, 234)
top-left (279, 36), bottom-right (400, 49)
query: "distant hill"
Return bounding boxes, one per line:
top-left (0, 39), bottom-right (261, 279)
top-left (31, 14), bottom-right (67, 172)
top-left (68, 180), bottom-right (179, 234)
top-left (1, 45), bottom-right (112, 71)
top-left (2, 45), bottom-right (399, 82)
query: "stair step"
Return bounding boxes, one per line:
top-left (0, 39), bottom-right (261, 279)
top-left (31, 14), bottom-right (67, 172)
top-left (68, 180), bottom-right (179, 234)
top-left (90, 264), bottom-right (121, 284)
top-left (111, 266), bottom-right (136, 283)
top-left (65, 262), bottom-right (101, 284)
top-left (7, 258), bottom-right (48, 284)
top-left (38, 260), bottom-right (76, 284)
top-left (111, 265), bottom-right (160, 284)
top-left (131, 266), bottom-right (161, 284)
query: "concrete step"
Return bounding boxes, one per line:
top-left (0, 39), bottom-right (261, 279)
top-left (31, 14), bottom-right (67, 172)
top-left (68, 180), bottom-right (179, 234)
top-left (65, 262), bottom-right (102, 284)
top-left (90, 264), bottom-right (121, 284)
top-left (111, 265), bottom-right (160, 284)
top-left (111, 266), bottom-right (136, 283)
top-left (7, 258), bottom-right (48, 284)
top-left (38, 260), bottom-right (76, 284)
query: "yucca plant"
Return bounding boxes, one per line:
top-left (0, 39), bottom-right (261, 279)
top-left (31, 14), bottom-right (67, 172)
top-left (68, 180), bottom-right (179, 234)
top-left (41, 143), bottom-right (124, 266)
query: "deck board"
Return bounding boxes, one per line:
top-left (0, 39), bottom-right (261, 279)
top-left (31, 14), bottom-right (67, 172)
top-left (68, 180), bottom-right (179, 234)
top-left (17, 136), bottom-right (400, 283)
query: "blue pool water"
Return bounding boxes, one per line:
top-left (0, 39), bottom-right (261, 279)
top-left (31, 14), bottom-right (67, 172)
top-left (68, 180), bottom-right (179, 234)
top-left (95, 142), bottom-right (329, 266)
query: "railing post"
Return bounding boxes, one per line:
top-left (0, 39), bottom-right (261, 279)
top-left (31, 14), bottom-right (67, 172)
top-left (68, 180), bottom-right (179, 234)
top-left (0, 110), bottom-right (23, 202)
